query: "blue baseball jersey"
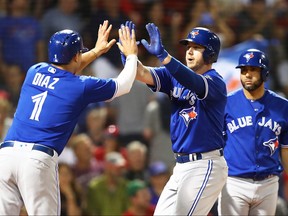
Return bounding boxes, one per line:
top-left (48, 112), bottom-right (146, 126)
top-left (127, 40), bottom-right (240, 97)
top-left (5, 62), bottom-right (117, 155)
top-left (148, 66), bottom-right (227, 153)
top-left (224, 89), bottom-right (288, 177)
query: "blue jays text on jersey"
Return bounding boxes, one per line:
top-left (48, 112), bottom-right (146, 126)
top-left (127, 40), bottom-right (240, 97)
top-left (148, 65), bottom-right (227, 154)
top-left (5, 62), bottom-right (117, 155)
top-left (224, 89), bottom-right (288, 178)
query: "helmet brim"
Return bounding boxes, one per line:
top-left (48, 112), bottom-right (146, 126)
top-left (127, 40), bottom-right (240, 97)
top-left (179, 39), bottom-right (193, 45)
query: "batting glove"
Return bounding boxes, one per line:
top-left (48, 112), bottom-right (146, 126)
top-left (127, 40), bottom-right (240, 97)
top-left (119, 21), bottom-right (136, 66)
top-left (141, 23), bottom-right (168, 62)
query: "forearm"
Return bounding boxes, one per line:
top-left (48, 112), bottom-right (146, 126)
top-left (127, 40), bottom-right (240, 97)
top-left (136, 60), bottom-right (154, 85)
top-left (78, 49), bottom-right (99, 72)
top-left (114, 54), bottom-right (138, 97)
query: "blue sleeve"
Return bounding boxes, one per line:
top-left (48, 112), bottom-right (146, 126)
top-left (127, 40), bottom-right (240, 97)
top-left (82, 76), bottom-right (116, 103)
top-left (164, 57), bottom-right (206, 98)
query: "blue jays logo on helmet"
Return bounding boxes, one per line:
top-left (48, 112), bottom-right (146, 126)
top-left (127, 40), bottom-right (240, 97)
top-left (236, 49), bottom-right (269, 81)
top-left (48, 29), bottom-right (88, 64)
top-left (243, 52), bottom-right (254, 62)
top-left (179, 27), bottom-right (220, 64)
top-left (189, 30), bottom-right (200, 39)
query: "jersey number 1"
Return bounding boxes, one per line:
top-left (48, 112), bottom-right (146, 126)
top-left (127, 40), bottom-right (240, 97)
top-left (30, 91), bottom-right (48, 121)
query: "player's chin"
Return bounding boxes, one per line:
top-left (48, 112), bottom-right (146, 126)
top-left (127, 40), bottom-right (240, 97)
top-left (186, 61), bottom-right (194, 69)
top-left (243, 84), bottom-right (257, 91)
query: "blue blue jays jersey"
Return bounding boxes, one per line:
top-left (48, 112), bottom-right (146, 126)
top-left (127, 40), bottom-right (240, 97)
top-left (148, 67), bottom-right (227, 153)
top-left (5, 63), bottom-right (117, 155)
top-left (224, 89), bottom-right (288, 177)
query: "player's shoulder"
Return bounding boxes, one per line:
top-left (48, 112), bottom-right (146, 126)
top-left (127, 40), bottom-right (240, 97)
top-left (28, 62), bottom-right (49, 70)
top-left (227, 88), bottom-right (242, 97)
top-left (266, 89), bottom-right (288, 104)
top-left (26, 62), bottom-right (50, 74)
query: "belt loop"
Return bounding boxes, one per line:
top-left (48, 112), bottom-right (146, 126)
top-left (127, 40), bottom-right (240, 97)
top-left (189, 154), bottom-right (193, 161)
top-left (192, 153), bottom-right (197, 161)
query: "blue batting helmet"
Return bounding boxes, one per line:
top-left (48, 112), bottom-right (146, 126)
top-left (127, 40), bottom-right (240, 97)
top-left (236, 49), bottom-right (269, 81)
top-left (48, 29), bottom-right (88, 64)
top-left (179, 27), bottom-right (220, 64)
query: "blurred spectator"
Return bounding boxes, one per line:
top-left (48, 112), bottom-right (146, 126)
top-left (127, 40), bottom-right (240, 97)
top-left (59, 162), bottom-right (84, 216)
top-left (0, 64), bottom-right (24, 110)
top-left (228, 0), bottom-right (275, 43)
top-left (84, 106), bottom-right (108, 146)
top-left (94, 124), bottom-right (127, 162)
top-left (0, 0), bottom-right (7, 17)
top-left (270, 0), bottom-right (288, 96)
top-left (30, 0), bottom-right (57, 20)
top-left (86, 151), bottom-right (129, 215)
top-left (71, 133), bottom-right (103, 194)
top-left (0, 91), bottom-right (12, 141)
top-left (143, 95), bottom-right (175, 169)
top-left (41, 0), bottom-right (84, 54)
top-left (182, 0), bottom-right (235, 48)
top-left (83, 0), bottom-right (128, 68)
top-left (148, 161), bottom-right (170, 207)
top-left (109, 81), bottom-right (154, 147)
top-left (0, 0), bottom-right (45, 73)
top-left (122, 179), bottom-right (155, 216)
top-left (58, 129), bottom-right (77, 167)
top-left (125, 140), bottom-right (150, 182)
top-left (142, 0), bottom-right (182, 57)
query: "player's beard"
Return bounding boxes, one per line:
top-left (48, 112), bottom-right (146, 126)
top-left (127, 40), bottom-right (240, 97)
top-left (241, 78), bottom-right (263, 92)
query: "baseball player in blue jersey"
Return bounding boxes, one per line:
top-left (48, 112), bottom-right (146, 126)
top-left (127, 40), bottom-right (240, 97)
top-left (218, 49), bottom-right (288, 215)
top-left (122, 21), bottom-right (228, 215)
top-left (0, 20), bottom-right (138, 215)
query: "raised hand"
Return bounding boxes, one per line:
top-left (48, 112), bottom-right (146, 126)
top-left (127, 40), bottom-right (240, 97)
top-left (92, 20), bottom-right (116, 56)
top-left (141, 23), bottom-right (168, 62)
top-left (117, 24), bottom-right (138, 58)
top-left (119, 21), bottom-right (136, 66)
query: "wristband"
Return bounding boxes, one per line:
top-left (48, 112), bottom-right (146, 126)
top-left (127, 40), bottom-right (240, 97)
top-left (157, 49), bottom-right (168, 62)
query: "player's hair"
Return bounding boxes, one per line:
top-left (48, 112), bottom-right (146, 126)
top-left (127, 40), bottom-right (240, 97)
top-left (48, 29), bottom-right (88, 64)
top-left (236, 49), bottom-right (269, 81)
top-left (179, 27), bottom-right (220, 64)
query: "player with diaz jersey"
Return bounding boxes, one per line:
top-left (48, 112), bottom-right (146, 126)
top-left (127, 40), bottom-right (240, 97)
top-left (218, 49), bottom-right (288, 215)
top-left (121, 21), bottom-right (228, 215)
top-left (0, 21), bottom-right (138, 215)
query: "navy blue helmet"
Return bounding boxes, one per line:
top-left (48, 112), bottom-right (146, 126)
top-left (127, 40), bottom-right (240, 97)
top-left (48, 29), bottom-right (88, 64)
top-left (236, 49), bottom-right (269, 81)
top-left (179, 27), bottom-right (220, 64)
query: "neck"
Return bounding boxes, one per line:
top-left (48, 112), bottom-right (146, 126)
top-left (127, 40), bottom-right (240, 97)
top-left (52, 64), bottom-right (75, 74)
top-left (243, 86), bottom-right (265, 100)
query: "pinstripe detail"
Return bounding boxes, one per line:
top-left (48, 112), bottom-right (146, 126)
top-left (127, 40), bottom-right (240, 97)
top-left (188, 160), bottom-right (213, 216)
top-left (56, 164), bottom-right (61, 216)
top-left (199, 75), bottom-right (209, 100)
top-left (150, 68), bottom-right (161, 92)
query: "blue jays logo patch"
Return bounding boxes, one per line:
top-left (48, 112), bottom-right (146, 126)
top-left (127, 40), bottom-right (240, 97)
top-left (179, 106), bottom-right (198, 126)
top-left (190, 30), bottom-right (199, 39)
top-left (263, 137), bottom-right (279, 156)
top-left (243, 52), bottom-right (254, 63)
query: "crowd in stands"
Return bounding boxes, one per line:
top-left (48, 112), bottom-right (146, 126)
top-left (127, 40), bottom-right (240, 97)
top-left (1, 0), bottom-right (288, 215)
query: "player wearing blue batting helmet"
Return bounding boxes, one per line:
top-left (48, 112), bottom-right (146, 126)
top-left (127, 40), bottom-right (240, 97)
top-left (179, 27), bottom-right (220, 64)
top-left (236, 49), bottom-right (269, 81)
top-left (48, 29), bottom-right (88, 64)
